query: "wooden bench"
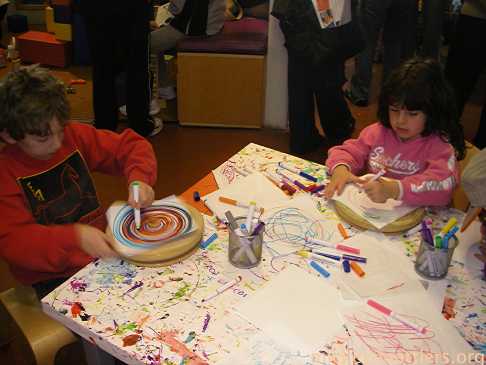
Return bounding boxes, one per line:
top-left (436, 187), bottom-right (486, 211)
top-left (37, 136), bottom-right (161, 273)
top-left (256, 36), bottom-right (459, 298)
top-left (176, 18), bottom-right (268, 128)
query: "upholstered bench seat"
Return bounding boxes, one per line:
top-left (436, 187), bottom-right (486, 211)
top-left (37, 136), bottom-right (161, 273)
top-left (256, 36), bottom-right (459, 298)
top-left (176, 18), bottom-right (268, 128)
top-left (177, 32), bottom-right (267, 55)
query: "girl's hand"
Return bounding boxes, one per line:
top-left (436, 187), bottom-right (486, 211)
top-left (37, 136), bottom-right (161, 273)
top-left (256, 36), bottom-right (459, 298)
top-left (324, 165), bottom-right (362, 199)
top-left (128, 181), bottom-right (155, 209)
top-left (360, 177), bottom-right (399, 203)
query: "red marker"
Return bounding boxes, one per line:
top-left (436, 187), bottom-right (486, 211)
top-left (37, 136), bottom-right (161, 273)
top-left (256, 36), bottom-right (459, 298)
top-left (367, 299), bottom-right (427, 334)
top-left (305, 237), bottom-right (360, 255)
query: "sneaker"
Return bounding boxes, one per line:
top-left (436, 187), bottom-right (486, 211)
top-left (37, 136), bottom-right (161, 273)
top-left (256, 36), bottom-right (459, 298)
top-left (158, 86), bottom-right (176, 100)
top-left (343, 89), bottom-right (368, 107)
top-left (148, 117), bottom-right (163, 137)
top-left (119, 99), bottom-right (160, 116)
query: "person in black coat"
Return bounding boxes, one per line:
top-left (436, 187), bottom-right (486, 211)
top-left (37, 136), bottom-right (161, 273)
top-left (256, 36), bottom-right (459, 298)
top-left (272, 0), bottom-right (363, 154)
top-left (80, 0), bottom-right (161, 137)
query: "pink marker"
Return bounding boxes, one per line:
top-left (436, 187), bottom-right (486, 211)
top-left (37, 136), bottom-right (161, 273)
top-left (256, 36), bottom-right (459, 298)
top-left (305, 237), bottom-right (360, 255)
top-left (367, 299), bottom-right (427, 334)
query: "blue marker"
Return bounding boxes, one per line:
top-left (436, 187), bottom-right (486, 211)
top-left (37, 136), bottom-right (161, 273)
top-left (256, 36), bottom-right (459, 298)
top-left (278, 162), bottom-right (318, 182)
top-left (342, 260), bottom-right (351, 273)
top-left (310, 260), bottom-right (330, 278)
top-left (342, 254), bottom-right (367, 264)
top-left (442, 226), bottom-right (459, 249)
top-left (200, 232), bottom-right (218, 249)
top-left (312, 251), bottom-right (341, 261)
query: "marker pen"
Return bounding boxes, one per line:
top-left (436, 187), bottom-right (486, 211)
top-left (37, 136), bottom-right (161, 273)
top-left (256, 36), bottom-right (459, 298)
top-left (297, 250), bottom-right (338, 266)
top-left (202, 276), bottom-right (242, 302)
top-left (367, 299), bottom-right (427, 334)
top-left (309, 260), bottom-right (331, 278)
top-left (305, 236), bottom-right (360, 254)
top-left (132, 182), bottom-right (141, 230)
top-left (278, 162), bottom-right (318, 182)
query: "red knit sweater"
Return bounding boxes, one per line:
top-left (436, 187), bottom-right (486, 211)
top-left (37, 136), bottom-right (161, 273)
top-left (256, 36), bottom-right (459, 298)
top-left (0, 122), bottom-right (157, 285)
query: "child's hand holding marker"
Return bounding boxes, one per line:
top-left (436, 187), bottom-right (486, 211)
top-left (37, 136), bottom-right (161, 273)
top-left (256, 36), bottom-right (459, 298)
top-left (128, 181), bottom-right (155, 209)
top-left (128, 181), bottom-right (155, 230)
top-left (359, 168), bottom-right (400, 203)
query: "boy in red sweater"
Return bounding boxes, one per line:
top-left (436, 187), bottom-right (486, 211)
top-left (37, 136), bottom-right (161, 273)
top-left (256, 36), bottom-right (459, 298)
top-left (0, 66), bottom-right (158, 298)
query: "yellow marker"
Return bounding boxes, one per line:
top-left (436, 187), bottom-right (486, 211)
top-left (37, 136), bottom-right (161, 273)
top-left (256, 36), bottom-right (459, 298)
top-left (440, 217), bottom-right (457, 235)
top-left (296, 250), bottom-right (337, 266)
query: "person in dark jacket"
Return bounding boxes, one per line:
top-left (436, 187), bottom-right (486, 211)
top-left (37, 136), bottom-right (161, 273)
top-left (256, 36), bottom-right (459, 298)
top-left (80, 0), bottom-right (162, 137)
top-left (272, 0), bottom-right (363, 155)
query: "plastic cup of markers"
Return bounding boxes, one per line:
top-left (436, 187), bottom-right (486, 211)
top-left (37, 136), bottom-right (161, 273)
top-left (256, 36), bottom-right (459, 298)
top-left (414, 236), bottom-right (458, 280)
top-left (228, 216), bottom-right (264, 269)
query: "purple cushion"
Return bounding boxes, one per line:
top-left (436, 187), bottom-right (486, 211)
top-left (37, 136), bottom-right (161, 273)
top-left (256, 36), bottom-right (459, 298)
top-left (222, 17), bottom-right (268, 35)
top-left (177, 17), bottom-right (268, 55)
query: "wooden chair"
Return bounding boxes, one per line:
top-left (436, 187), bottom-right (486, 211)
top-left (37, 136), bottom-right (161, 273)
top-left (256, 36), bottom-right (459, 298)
top-left (452, 141), bottom-right (480, 211)
top-left (0, 261), bottom-right (77, 365)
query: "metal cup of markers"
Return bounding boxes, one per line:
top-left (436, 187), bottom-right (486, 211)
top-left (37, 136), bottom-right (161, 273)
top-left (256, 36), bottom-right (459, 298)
top-left (415, 236), bottom-right (458, 280)
top-left (228, 216), bottom-right (264, 269)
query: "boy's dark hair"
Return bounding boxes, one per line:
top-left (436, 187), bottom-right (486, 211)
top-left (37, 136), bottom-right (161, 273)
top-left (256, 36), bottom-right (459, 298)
top-left (377, 57), bottom-right (465, 160)
top-left (0, 65), bottom-right (70, 141)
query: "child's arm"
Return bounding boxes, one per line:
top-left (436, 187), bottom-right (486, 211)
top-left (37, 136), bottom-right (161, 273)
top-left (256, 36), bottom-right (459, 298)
top-left (324, 124), bottom-right (378, 198)
top-left (326, 124), bottom-right (377, 175)
top-left (399, 146), bottom-right (458, 206)
top-left (323, 165), bottom-right (363, 199)
top-left (71, 123), bottom-right (157, 188)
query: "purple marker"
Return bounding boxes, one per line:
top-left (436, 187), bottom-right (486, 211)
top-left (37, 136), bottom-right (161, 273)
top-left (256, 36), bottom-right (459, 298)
top-left (310, 184), bottom-right (326, 194)
top-left (421, 220), bottom-right (434, 245)
top-left (342, 254), bottom-right (367, 264)
top-left (252, 221), bottom-right (265, 235)
top-left (312, 251), bottom-right (341, 261)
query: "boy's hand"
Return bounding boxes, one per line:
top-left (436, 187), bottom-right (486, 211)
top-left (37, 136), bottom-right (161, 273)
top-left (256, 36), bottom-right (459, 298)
top-left (360, 177), bottom-right (399, 203)
top-left (128, 181), bottom-right (155, 209)
top-left (323, 165), bottom-right (361, 199)
top-left (75, 224), bottom-right (119, 259)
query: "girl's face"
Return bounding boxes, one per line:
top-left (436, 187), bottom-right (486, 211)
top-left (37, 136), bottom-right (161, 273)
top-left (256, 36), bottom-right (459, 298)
top-left (388, 105), bottom-right (426, 141)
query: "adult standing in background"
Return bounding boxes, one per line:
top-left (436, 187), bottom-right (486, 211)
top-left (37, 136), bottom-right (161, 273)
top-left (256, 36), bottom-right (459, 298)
top-left (0, 0), bottom-right (9, 49)
top-left (272, 0), bottom-right (363, 154)
top-left (445, 0), bottom-right (486, 149)
top-left (344, 0), bottom-right (416, 107)
top-left (150, 0), bottom-right (225, 99)
top-left (80, 0), bottom-right (162, 137)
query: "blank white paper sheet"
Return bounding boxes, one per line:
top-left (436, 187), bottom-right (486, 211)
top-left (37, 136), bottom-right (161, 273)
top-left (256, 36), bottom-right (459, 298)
top-left (235, 265), bottom-right (343, 355)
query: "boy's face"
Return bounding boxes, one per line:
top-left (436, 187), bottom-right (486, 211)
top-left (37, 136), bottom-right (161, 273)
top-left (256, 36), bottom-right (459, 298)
top-left (388, 105), bottom-right (426, 141)
top-left (8, 117), bottom-right (65, 160)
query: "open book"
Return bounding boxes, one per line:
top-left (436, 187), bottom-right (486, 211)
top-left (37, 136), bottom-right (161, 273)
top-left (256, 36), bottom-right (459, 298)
top-left (155, 3), bottom-right (173, 27)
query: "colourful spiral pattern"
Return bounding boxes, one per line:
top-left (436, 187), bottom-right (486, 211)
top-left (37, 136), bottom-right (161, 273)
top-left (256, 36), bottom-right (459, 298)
top-left (113, 203), bottom-right (193, 250)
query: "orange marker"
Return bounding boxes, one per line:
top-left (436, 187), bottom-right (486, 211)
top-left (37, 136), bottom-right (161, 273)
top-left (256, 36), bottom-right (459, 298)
top-left (218, 196), bottom-right (263, 213)
top-left (350, 261), bottom-right (365, 277)
top-left (338, 223), bottom-right (349, 239)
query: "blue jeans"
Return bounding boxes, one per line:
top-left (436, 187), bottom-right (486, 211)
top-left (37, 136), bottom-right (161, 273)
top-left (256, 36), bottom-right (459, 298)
top-left (350, 0), bottom-right (416, 101)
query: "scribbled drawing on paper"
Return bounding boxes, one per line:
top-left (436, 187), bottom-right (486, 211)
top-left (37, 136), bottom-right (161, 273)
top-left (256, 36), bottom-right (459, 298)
top-left (345, 310), bottom-right (448, 365)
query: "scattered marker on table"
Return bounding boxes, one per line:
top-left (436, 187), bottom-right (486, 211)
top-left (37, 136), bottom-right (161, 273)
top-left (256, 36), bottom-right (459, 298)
top-left (200, 232), bottom-right (218, 249)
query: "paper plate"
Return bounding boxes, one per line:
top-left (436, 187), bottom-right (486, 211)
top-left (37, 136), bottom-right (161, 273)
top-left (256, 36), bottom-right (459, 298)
top-left (111, 202), bottom-right (204, 266)
top-left (334, 200), bottom-right (425, 233)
